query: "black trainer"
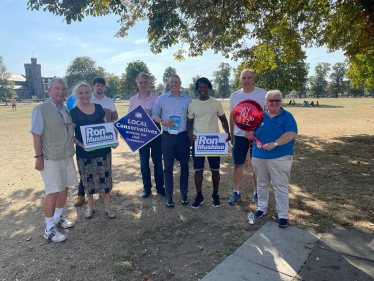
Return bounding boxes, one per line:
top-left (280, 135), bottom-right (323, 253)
top-left (166, 198), bottom-right (174, 208)
top-left (181, 194), bottom-right (189, 205)
top-left (191, 195), bottom-right (204, 209)
top-left (142, 189), bottom-right (152, 198)
top-left (156, 188), bottom-right (166, 197)
top-left (211, 193), bottom-right (221, 207)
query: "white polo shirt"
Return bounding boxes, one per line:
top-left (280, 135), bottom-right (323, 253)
top-left (91, 95), bottom-right (118, 123)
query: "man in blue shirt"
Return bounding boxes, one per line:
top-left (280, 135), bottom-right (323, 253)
top-left (152, 75), bottom-right (192, 208)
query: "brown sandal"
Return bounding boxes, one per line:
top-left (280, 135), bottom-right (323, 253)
top-left (105, 209), bottom-right (116, 219)
top-left (84, 209), bottom-right (94, 219)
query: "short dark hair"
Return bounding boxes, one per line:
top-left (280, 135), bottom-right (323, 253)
top-left (195, 77), bottom-right (212, 91)
top-left (92, 77), bottom-right (106, 86)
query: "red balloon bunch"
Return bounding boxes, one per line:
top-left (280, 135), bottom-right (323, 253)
top-left (233, 99), bottom-right (264, 131)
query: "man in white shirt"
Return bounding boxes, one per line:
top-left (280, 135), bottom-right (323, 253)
top-left (228, 69), bottom-right (267, 205)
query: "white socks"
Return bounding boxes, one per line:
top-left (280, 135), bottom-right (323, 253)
top-left (53, 208), bottom-right (63, 220)
top-left (45, 217), bottom-right (54, 231)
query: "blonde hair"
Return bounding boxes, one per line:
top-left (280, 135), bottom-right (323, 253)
top-left (72, 82), bottom-right (92, 107)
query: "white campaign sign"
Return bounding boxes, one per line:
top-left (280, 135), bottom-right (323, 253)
top-left (80, 123), bottom-right (118, 151)
top-left (194, 133), bottom-right (228, 156)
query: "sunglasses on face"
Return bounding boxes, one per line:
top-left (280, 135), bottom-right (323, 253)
top-left (267, 99), bottom-right (281, 103)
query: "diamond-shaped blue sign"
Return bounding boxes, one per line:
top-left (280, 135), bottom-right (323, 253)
top-left (114, 105), bottom-right (161, 152)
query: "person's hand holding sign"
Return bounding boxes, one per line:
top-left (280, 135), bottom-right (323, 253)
top-left (162, 119), bottom-right (175, 128)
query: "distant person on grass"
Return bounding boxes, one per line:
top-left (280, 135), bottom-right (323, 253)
top-left (187, 77), bottom-right (231, 208)
top-left (128, 73), bottom-right (165, 198)
top-left (245, 90), bottom-right (297, 228)
top-left (30, 77), bottom-right (78, 242)
top-left (228, 69), bottom-right (267, 206)
top-left (152, 75), bottom-right (192, 208)
top-left (70, 82), bottom-right (116, 219)
top-left (11, 97), bottom-right (17, 111)
top-left (74, 77), bottom-right (119, 207)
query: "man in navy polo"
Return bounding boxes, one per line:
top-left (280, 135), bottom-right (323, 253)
top-left (152, 75), bottom-right (192, 208)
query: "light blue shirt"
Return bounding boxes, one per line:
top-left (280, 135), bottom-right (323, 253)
top-left (151, 91), bottom-right (192, 133)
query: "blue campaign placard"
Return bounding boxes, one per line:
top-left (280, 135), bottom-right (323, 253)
top-left (114, 105), bottom-right (161, 152)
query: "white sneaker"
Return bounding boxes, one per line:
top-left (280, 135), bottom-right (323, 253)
top-left (43, 226), bottom-right (66, 242)
top-left (54, 216), bottom-right (74, 229)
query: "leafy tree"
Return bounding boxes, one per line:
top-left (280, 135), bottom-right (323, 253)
top-left (162, 67), bottom-right (177, 92)
top-left (0, 56), bottom-right (17, 103)
top-left (187, 75), bottom-right (201, 98)
top-left (27, 0), bottom-right (374, 83)
top-left (348, 84), bottom-right (364, 98)
top-left (233, 50), bottom-right (308, 94)
top-left (255, 57), bottom-right (308, 94)
top-left (213, 63), bottom-right (232, 98)
top-left (346, 49), bottom-right (374, 88)
top-left (155, 83), bottom-right (165, 95)
top-left (329, 62), bottom-right (347, 98)
top-left (298, 84), bottom-right (308, 99)
top-left (120, 60), bottom-right (155, 99)
top-left (309, 63), bottom-right (331, 98)
top-left (64, 56), bottom-right (105, 90)
top-left (105, 74), bottom-right (121, 98)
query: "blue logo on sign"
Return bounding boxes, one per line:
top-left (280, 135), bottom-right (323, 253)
top-left (196, 135), bottom-right (225, 152)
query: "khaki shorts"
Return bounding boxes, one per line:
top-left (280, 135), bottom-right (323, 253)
top-left (40, 157), bottom-right (79, 195)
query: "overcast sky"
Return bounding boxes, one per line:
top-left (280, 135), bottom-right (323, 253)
top-left (1, 0), bottom-right (346, 86)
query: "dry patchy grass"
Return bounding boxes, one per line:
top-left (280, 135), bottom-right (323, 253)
top-left (0, 97), bottom-right (373, 281)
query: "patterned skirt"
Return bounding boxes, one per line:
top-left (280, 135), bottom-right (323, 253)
top-left (77, 152), bottom-right (112, 195)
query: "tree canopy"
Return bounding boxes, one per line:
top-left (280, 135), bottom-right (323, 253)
top-left (64, 56), bottom-right (105, 90)
top-left (0, 56), bottom-right (17, 102)
top-left (309, 63), bottom-right (331, 98)
top-left (213, 63), bottom-right (232, 98)
top-left (120, 60), bottom-right (155, 98)
top-left (329, 62), bottom-right (347, 98)
top-left (162, 66), bottom-right (177, 92)
top-left (234, 51), bottom-right (309, 94)
top-left (27, 0), bottom-right (374, 83)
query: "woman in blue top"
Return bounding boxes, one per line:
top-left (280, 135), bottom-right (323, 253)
top-left (245, 90), bottom-right (297, 228)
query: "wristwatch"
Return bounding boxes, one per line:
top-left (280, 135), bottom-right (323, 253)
top-left (273, 142), bottom-right (278, 147)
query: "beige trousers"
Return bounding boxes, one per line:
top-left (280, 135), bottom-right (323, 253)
top-left (251, 155), bottom-right (293, 219)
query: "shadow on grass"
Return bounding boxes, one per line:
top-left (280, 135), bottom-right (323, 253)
top-left (1, 134), bottom-right (372, 280)
top-left (264, 134), bottom-right (374, 233)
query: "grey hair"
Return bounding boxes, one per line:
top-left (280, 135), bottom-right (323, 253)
top-left (136, 72), bottom-right (151, 82)
top-left (239, 69), bottom-right (254, 80)
top-left (265, 90), bottom-right (283, 101)
top-left (72, 82), bottom-right (92, 107)
top-left (169, 74), bottom-right (182, 85)
top-left (48, 77), bottom-right (67, 89)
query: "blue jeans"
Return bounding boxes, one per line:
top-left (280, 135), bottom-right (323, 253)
top-left (161, 131), bottom-right (190, 198)
top-left (139, 134), bottom-right (164, 191)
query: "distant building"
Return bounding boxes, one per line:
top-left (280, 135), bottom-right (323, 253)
top-left (9, 58), bottom-right (47, 100)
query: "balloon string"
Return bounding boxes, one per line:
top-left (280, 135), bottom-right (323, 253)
top-left (248, 145), bottom-right (251, 213)
top-left (252, 136), bottom-right (264, 148)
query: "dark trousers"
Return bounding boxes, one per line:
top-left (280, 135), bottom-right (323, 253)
top-left (139, 135), bottom-right (164, 191)
top-left (77, 179), bottom-right (85, 196)
top-left (161, 131), bottom-right (190, 199)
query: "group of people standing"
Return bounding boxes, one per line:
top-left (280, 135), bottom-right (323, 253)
top-left (31, 68), bottom-right (298, 243)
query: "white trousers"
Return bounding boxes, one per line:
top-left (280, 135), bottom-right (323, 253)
top-left (251, 156), bottom-right (293, 219)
